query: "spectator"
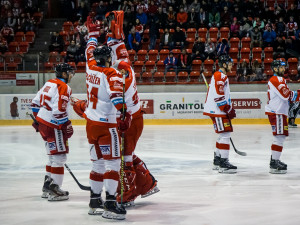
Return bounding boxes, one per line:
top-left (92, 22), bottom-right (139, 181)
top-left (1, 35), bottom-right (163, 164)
top-left (221, 6), bottom-right (231, 27)
top-left (237, 60), bottom-right (251, 82)
top-left (136, 0), bottom-right (148, 13)
top-left (164, 52), bottom-right (178, 74)
top-left (76, 1), bottom-right (89, 22)
top-left (135, 18), bottom-right (144, 37)
top-left (7, 12), bottom-right (16, 29)
top-left (231, 7), bottom-right (243, 24)
top-left (216, 38), bottom-right (230, 58)
top-left (189, 0), bottom-right (200, 13)
top-left (192, 37), bottom-right (206, 61)
top-left (253, 17), bottom-right (265, 31)
top-left (75, 41), bottom-right (85, 62)
top-left (230, 17), bottom-right (240, 37)
top-left (62, 0), bottom-right (76, 22)
top-left (188, 8), bottom-right (198, 28)
top-left (286, 4), bottom-right (297, 21)
top-left (250, 26), bottom-right (262, 48)
top-left (208, 9), bottom-right (220, 28)
top-left (263, 25), bottom-right (276, 48)
top-left (49, 31), bottom-right (64, 53)
top-left (65, 40), bottom-right (79, 63)
top-left (16, 13), bottom-right (27, 32)
top-left (12, 2), bottom-right (22, 18)
top-left (239, 17), bottom-right (252, 38)
top-left (276, 17), bottom-right (286, 37)
top-left (221, 0), bottom-right (233, 10)
top-left (159, 28), bottom-right (174, 50)
top-left (75, 20), bottom-right (88, 45)
top-left (136, 8), bottom-right (147, 27)
top-left (149, 17), bottom-right (159, 50)
top-left (173, 26), bottom-right (186, 49)
top-left (198, 8), bottom-right (208, 28)
top-left (124, 8), bottom-right (136, 36)
top-left (176, 7), bottom-right (188, 29)
top-left (0, 23), bottom-right (14, 43)
top-left (156, 7), bottom-right (167, 30)
top-left (273, 37), bottom-right (286, 59)
top-left (248, 59), bottom-right (264, 81)
top-left (127, 26), bottom-right (141, 51)
top-left (286, 16), bottom-right (298, 37)
top-left (204, 38), bottom-right (216, 60)
top-left (96, 1), bottom-right (107, 20)
top-left (0, 34), bottom-right (8, 54)
top-left (148, 0), bottom-right (158, 20)
top-left (166, 6), bottom-right (176, 29)
top-left (177, 48), bottom-right (192, 73)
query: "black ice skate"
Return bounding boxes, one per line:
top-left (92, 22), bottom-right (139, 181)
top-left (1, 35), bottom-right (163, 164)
top-left (141, 173), bottom-right (160, 198)
top-left (218, 158), bottom-right (237, 174)
top-left (41, 175), bottom-right (53, 198)
top-left (48, 181), bottom-right (69, 201)
top-left (88, 191), bottom-right (104, 215)
top-left (102, 192), bottom-right (126, 220)
top-left (212, 153), bottom-right (221, 170)
top-left (270, 157), bottom-right (287, 174)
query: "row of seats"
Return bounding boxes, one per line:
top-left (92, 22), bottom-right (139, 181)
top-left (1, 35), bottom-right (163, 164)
top-left (7, 42), bottom-right (30, 54)
top-left (14, 31), bottom-right (36, 44)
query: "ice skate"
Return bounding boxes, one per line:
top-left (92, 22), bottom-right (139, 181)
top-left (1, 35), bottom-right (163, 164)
top-left (141, 174), bottom-right (160, 198)
top-left (48, 182), bottom-right (69, 201)
top-left (102, 192), bottom-right (126, 220)
top-left (218, 158), bottom-right (237, 174)
top-left (41, 175), bottom-right (52, 198)
top-left (270, 157), bottom-right (287, 174)
top-left (88, 191), bottom-right (104, 215)
top-left (212, 152), bottom-right (221, 170)
top-left (288, 122), bottom-right (297, 128)
top-left (118, 199), bottom-right (135, 208)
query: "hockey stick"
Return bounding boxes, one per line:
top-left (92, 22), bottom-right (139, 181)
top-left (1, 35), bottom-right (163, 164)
top-left (201, 73), bottom-right (247, 156)
top-left (120, 73), bottom-right (126, 204)
top-left (29, 113), bottom-right (92, 190)
top-left (64, 163), bottom-right (91, 191)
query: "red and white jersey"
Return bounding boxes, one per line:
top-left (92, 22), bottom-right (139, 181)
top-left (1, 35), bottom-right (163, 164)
top-left (203, 70), bottom-right (232, 118)
top-left (31, 78), bottom-right (72, 129)
top-left (84, 37), bottom-right (125, 125)
top-left (107, 37), bottom-right (130, 64)
top-left (265, 75), bottom-right (294, 116)
top-left (286, 21), bottom-right (298, 31)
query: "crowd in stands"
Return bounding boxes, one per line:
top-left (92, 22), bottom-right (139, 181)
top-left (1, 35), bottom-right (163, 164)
top-left (48, 0), bottom-right (300, 83)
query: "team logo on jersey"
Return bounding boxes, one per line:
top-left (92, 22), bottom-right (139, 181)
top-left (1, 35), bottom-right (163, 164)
top-left (224, 122), bottom-right (230, 127)
top-left (48, 142), bottom-right (56, 151)
top-left (100, 145), bottom-right (111, 155)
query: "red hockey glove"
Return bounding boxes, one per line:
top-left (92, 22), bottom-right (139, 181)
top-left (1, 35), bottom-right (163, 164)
top-left (117, 112), bottom-right (132, 132)
top-left (224, 104), bottom-right (236, 119)
top-left (32, 122), bottom-right (39, 132)
top-left (73, 99), bottom-right (87, 118)
top-left (62, 120), bottom-right (73, 139)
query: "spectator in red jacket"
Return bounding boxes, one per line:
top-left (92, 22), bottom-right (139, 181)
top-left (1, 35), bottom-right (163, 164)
top-left (0, 24), bottom-right (14, 43)
top-left (230, 17), bottom-right (240, 38)
top-left (176, 7), bottom-right (188, 29)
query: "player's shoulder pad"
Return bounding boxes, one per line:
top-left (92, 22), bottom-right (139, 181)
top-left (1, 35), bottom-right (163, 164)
top-left (214, 71), bottom-right (227, 82)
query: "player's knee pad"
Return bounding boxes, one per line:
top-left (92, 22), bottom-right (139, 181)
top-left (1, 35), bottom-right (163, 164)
top-left (51, 154), bottom-right (67, 167)
top-left (104, 159), bottom-right (120, 172)
top-left (219, 132), bottom-right (231, 144)
top-left (91, 159), bottom-right (106, 174)
top-left (273, 135), bottom-right (286, 146)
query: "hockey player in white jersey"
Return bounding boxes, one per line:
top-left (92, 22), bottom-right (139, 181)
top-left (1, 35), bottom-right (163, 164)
top-left (203, 55), bottom-right (237, 173)
top-left (265, 60), bottom-right (300, 174)
top-left (31, 63), bottom-right (74, 201)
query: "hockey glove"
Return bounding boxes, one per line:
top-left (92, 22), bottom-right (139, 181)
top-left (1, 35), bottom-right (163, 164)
top-left (224, 104), bottom-right (236, 119)
top-left (289, 90), bottom-right (300, 102)
top-left (62, 120), bottom-right (74, 139)
top-left (117, 111), bottom-right (132, 132)
top-left (73, 99), bottom-right (87, 118)
top-left (32, 122), bottom-right (39, 132)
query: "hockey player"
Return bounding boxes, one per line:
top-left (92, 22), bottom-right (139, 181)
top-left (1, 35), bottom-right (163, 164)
top-left (265, 60), bottom-right (300, 174)
top-left (203, 55), bottom-right (237, 173)
top-left (112, 60), bottom-right (159, 206)
top-left (31, 63), bottom-right (74, 201)
top-left (81, 30), bottom-right (128, 219)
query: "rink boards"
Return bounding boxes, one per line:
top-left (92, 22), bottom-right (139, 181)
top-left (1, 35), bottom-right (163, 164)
top-left (0, 92), bottom-right (276, 125)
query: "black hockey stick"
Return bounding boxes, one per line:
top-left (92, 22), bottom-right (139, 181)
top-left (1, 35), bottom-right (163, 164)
top-left (29, 113), bottom-right (91, 190)
top-left (201, 73), bottom-right (247, 156)
top-left (64, 163), bottom-right (91, 191)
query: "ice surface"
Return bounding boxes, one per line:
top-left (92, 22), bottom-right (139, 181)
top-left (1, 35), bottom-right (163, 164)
top-left (0, 125), bottom-right (300, 225)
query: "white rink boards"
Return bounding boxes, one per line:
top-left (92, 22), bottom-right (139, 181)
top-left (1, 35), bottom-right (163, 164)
top-left (0, 125), bottom-right (300, 225)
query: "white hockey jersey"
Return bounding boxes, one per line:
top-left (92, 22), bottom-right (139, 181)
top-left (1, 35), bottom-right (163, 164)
top-left (265, 75), bottom-right (299, 116)
top-left (83, 37), bottom-right (126, 125)
top-left (31, 78), bottom-right (72, 129)
top-left (203, 70), bottom-right (232, 118)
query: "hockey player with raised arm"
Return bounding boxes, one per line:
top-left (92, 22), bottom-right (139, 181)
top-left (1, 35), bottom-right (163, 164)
top-left (31, 63), bottom-right (75, 201)
top-left (265, 60), bottom-right (300, 174)
top-left (112, 60), bottom-right (159, 206)
top-left (203, 55), bottom-right (237, 173)
top-left (80, 29), bottom-right (129, 219)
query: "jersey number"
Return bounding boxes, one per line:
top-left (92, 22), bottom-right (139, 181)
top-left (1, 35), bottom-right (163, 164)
top-left (87, 84), bottom-right (99, 109)
top-left (40, 94), bottom-right (52, 110)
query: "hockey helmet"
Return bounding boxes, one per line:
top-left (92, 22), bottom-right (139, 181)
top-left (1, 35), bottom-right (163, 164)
top-left (271, 60), bottom-right (286, 72)
top-left (55, 63), bottom-right (74, 80)
top-left (218, 55), bottom-right (233, 68)
top-left (93, 45), bottom-right (112, 65)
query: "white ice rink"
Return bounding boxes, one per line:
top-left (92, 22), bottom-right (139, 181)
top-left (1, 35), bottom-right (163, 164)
top-left (0, 125), bottom-right (300, 225)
